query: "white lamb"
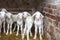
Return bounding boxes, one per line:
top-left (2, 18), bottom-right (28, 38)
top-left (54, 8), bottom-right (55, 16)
top-left (32, 11), bottom-right (44, 40)
top-left (22, 16), bottom-right (33, 40)
top-left (0, 9), bottom-right (6, 33)
top-left (16, 13), bottom-right (23, 36)
top-left (6, 12), bottom-right (13, 35)
top-left (22, 11), bottom-right (32, 36)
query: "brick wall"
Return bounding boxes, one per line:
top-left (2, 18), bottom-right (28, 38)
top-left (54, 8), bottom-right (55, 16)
top-left (39, 3), bottom-right (60, 40)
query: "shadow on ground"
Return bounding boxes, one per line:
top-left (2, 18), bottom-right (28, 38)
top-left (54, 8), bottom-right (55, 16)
top-left (0, 32), bottom-right (46, 40)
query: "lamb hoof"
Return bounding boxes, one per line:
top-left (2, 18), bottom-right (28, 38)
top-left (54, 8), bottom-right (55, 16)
top-left (10, 32), bottom-right (12, 34)
top-left (33, 37), bottom-right (36, 40)
top-left (16, 34), bottom-right (18, 36)
top-left (30, 34), bottom-right (32, 37)
top-left (6, 33), bottom-right (8, 35)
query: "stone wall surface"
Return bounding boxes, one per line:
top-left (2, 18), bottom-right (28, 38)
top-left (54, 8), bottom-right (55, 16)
top-left (38, 2), bottom-right (60, 40)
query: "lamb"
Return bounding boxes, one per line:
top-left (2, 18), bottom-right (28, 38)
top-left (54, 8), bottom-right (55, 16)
top-left (32, 11), bottom-right (44, 40)
top-left (6, 12), bottom-right (13, 35)
top-left (16, 13), bottom-right (23, 36)
top-left (22, 15), bottom-right (33, 40)
top-left (22, 11), bottom-right (32, 36)
top-left (0, 9), bottom-right (6, 33)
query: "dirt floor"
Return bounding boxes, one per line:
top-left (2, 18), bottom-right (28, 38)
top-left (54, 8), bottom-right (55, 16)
top-left (0, 32), bottom-right (46, 40)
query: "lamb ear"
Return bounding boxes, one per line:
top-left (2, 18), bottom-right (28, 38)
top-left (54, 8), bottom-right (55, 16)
top-left (41, 14), bottom-right (44, 18)
top-left (40, 12), bottom-right (44, 18)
